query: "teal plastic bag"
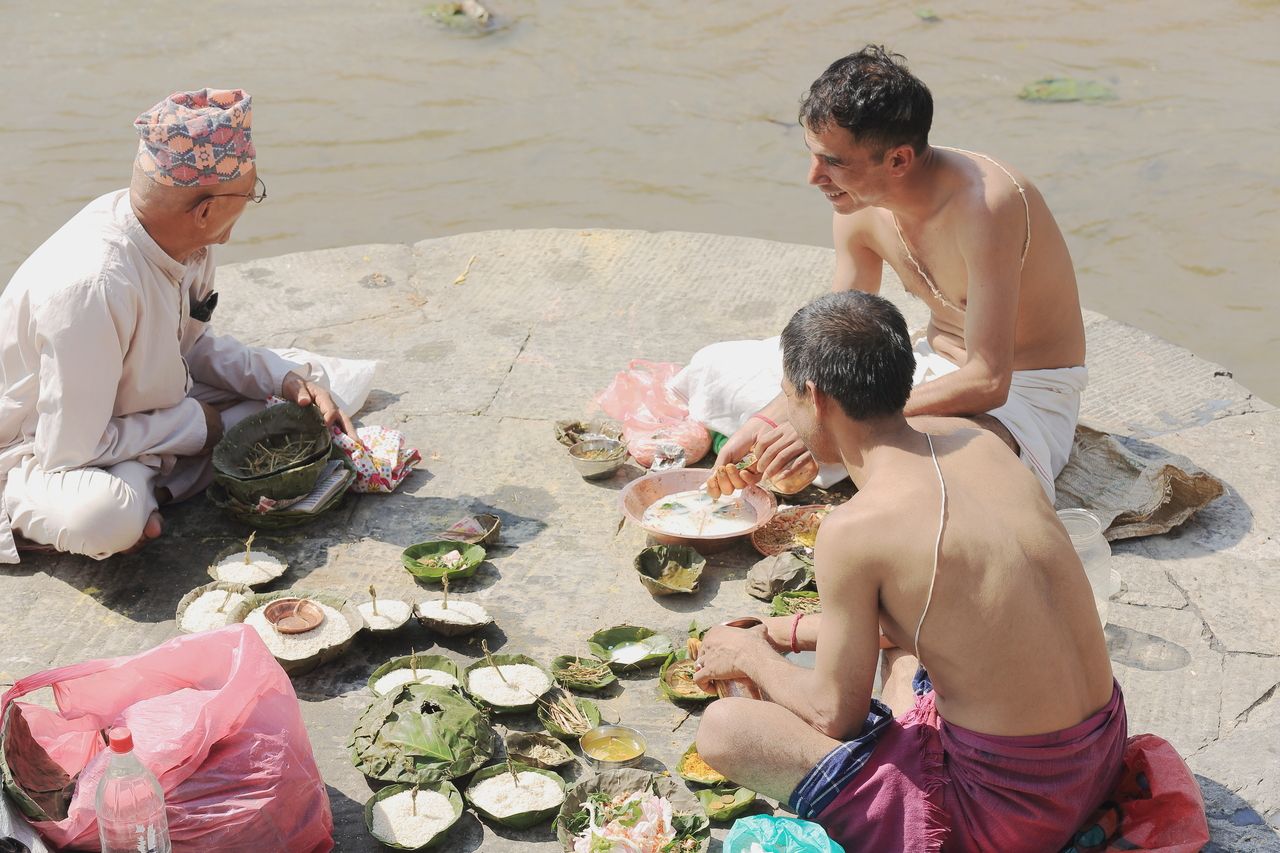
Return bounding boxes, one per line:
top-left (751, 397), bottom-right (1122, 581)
top-left (724, 815), bottom-right (845, 852)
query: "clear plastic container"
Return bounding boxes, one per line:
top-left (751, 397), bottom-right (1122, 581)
top-left (1057, 508), bottom-right (1113, 625)
top-left (95, 727), bottom-right (172, 853)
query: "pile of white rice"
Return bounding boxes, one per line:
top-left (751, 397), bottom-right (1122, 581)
top-left (417, 599), bottom-right (489, 626)
top-left (372, 667), bottom-right (460, 696)
top-left (358, 599), bottom-right (412, 630)
top-left (179, 589), bottom-right (248, 633)
top-left (211, 551), bottom-right (285, 585)
top-left (467, 665), bottom-right (550, 707)
top-left (244, 601), bottom-right (355, 660)
top-left (468, 771), bottom-right (563, 818)
top-left (370, 788), bottom-right (456, 846)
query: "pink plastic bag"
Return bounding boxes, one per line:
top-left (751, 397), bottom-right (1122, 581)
top-left (1, 625), bottom-right (333, 851)
top-left (595, 360), bottom-right (710, 467)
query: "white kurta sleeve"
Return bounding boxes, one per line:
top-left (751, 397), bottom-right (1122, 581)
top-left (32, 280), bottom-right (207, 472)
top-left (183, 330), bottom-right (300, 401)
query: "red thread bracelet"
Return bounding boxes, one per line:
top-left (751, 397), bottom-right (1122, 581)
top-left (790, 613), bottom-right (805, 655)
top-left (751, 413), bottom-right (778, 430)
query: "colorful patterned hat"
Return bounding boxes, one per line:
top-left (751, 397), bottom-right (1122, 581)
top-left (133, 88), bottom-right (255, 187)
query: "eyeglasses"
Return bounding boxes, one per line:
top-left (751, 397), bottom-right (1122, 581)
top-left (191, 176), bottom-right (267, 209)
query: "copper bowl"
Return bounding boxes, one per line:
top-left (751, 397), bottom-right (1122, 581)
top-left (617, 469), bottom-right (776, 555)
top-left (263, 598), bottom-right (325, 634)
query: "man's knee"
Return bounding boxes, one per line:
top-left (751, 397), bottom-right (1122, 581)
top-left (59, 486), bottom-right (150, 558)
top-left (696, 696), bottom-right (751, 772)
top-left (16, 472), bottom-right (151, 559)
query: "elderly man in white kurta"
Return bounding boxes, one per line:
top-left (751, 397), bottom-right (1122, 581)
top-left (0, 88), bottom-right (355, 564)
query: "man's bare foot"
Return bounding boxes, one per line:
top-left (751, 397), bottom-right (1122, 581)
top-left (122, 511), bottom-right (163, 554)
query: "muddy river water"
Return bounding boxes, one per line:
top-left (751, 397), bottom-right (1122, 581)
top-left (2, 0), bottom-right (1276, 400)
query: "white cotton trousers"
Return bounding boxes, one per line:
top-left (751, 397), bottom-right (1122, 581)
top-left (0, 348), bottom-right (376, 563)
top-left (2, 388), bottom-right (265, 560)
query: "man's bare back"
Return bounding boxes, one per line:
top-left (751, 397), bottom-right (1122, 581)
top-left (831, 147), bottom-right (1086, 376)
top-left (836, 421), bottom-right (1114, 737)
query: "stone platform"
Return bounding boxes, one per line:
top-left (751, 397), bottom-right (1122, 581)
top-left (1, 230), bottom-right (1276, 851)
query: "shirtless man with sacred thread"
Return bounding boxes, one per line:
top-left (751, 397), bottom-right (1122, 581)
top-left (695, 291), bottom-right (1124, 852)
top-left (701, 46), bottom-right (1086, 501)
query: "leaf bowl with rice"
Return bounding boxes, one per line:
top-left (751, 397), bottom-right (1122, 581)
top-left (363, 781), bottom-right (464, 850)
top-left (463, 654), bottom-right (553, 714)
top-left (465, 763), bottom-right (566, 829)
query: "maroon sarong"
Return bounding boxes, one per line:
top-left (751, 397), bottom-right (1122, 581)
top-left (812, 681), bottom-right (1127, 852)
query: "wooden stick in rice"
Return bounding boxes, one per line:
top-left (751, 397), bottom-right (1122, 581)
top-left (243, 532), bottom-right (256, 564)
top-left (368, 584), bottom-right (380, 616)
top-left (442, 573), bottom-right (449, 610)
top-left (481, 640), bottom-right (509, 685)
top-left (411, 783), bottom-right (419, 816)
top-left (216, 588), bottom-right (235, 614)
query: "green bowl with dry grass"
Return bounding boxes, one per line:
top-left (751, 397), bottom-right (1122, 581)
top-left (634, 544), bottom-right (705, 596)
top-left (212, 404), bottom-right (331, 503)
top-left (536, 689), bottom-right (601, 739)
top-left (550, 655), bottom-right (617, 692)
top-left (402, 541), bottom-right (485, 583)
top-left (770, 590), bottom-right (822, 616)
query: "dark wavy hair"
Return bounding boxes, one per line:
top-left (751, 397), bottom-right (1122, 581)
top-left (799, 45), bottom-right (933, 157)
top-left (781, 291), bottom-right (914, 421)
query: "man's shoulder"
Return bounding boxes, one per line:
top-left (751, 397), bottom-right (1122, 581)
top-left (816, 497), bottom-right (908, 568)
top-left (8, 192), bottom-right (141, 307)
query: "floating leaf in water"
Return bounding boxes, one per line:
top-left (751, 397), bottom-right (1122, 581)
top-left (915, 7), bottom-right (942, 22)
top-left (1018, 78), bottom-right (1116, 103)
top-left (427, 0), bottom-right (503, 34)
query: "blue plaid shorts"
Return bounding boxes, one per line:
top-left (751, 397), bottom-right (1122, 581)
top-left (789, 669), bottom-right (934, 819)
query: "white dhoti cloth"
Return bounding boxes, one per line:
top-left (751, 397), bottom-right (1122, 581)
top-left (669, 336), bottom-right (1087, 501)
top-left (2, 350), bottom-right (375, 561)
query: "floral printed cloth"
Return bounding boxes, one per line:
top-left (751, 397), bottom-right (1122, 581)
top-left (330, 425), bottom-right (420, 493)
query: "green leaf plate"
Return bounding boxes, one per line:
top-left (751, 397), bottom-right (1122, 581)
top-left (402, 541), bottom-right (486, 583)
top-left (465, 763), bottom-right (566, 829)
top-left (586, 625), bottom-right (673, 672)
top-left (363, 781), bottom-right (464, 850)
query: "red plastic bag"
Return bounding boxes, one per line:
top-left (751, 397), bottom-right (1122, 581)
top-left (1, 625), bottom-right (333, 851)
top-left (595, 360), bottom-right (710, 467)
top-left (1060, 734), bottom-right (1209, 853)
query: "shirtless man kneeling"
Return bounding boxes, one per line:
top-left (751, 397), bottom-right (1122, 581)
top-left (710, 46), bottom-right (1086, 501)
top-left (695, 292), bottom-right (1123, 852)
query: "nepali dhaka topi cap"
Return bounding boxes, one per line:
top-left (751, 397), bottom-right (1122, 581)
top-left (133, 88), bottom-right (255, 187)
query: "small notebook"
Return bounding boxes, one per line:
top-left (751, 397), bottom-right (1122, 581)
top-left (287, 460), bottom-right (349, 513)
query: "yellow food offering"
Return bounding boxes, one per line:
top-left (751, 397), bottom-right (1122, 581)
top-left (680, 748), bottom-right (724, 782)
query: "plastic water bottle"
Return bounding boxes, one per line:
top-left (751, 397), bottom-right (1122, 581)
top-left (95, 728), bottom-right (172, 853)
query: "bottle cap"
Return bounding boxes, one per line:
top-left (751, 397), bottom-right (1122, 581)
top-left (107, 727), bottom-right (133, 753)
